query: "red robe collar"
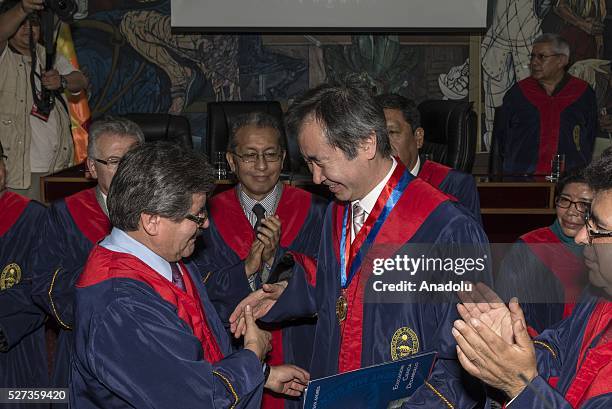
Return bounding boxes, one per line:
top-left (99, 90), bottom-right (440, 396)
top-left (77, 245), bottom-right (224, 363)
top-left (565, 301), bottom-right (612, 408)
top-left (65, 188), bottom-right (111, 244)
top-left (521, 226), bottom-right (587, 318)
top-left (418, 159), bottom-right (452, 189)
top-left (518, 76), bottom-right (588, 175)
top-left (0, 191), bottom-right (30, 237)
top-left (332, 163), bottom-right (451, 373)
top-left (210, 185), bottom-right (312, 259)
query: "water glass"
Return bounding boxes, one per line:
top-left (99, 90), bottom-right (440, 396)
top-left (213, 151), bottom-right (228, 180)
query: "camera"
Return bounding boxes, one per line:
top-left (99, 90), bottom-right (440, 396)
top-left (44, 0), bottom-right (77, 22)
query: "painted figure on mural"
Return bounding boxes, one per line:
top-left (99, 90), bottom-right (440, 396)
top-left (481, 0), bottom-right (550, 150)
top-left (542, 0), bottom-right (607, 60)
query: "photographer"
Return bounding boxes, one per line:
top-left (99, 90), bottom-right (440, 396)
top-left (0, 0), bottom-right (87, 200)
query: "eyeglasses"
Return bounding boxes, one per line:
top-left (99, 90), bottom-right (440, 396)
top-left (529, 53), bottom-right (562, 61)
top-left (555, 196), bottom-right (591, 214)
top-left (94, 157), bottom-right (122, 167)
top-left (0, 154), bottom-right (7, 160)
top-left (232, 151), bottom-right (282, 163)
top-left (584, 212), bottom-right (612, 245)
top-left (185, 208), bottom-right (208, 229)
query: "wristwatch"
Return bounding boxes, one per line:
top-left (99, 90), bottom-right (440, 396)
top-left (59, 75), bottom-right (68, 92)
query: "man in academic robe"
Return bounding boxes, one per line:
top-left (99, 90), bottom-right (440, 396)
top-left (452, 152), bottom-right (612, 408)
top-left (376, 93), bottom-right (481, 223)
top-left (193, 112), bottom-right (326, 409)
top-left (496, 168), bottom-right (592, 334)
top-left (493, 33), bottom-right (598, 175)
top-left (31, 117), bottom-right (144, 396)
top-left (70, 141), bottom-right (309, 408)
top-left (230, 80), bottom-right (493, 408)
top-left (0, 141), bottom-right (48, 408)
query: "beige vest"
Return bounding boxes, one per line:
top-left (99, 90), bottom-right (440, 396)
top-left (0, 44), bottom-right (73, 189)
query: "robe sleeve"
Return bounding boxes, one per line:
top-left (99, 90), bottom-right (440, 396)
top-left (83, 294), bottom-right (264, 409)
top-left (401, 211), bottom-right (493, 408)
top-left (194, 225), bottom-right (253, 325)
top-left (0, 281), bottom-right (46, 351)
top-left (31, 203), bottom-right (85, 328)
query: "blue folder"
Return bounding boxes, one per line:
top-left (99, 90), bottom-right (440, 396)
top-left (302, 351), bottom-right (437, 409)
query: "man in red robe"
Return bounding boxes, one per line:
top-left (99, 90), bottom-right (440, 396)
top-left (31, 117), bottom-right (144, 397)
top-left (70, 141), bottom-right (309, 408)
top-left (452, 151), bottom-right (612, 408)
top-left (376, 93), bottom-right (481, 223)
top-left (193, 112), bottom-right (326, 409)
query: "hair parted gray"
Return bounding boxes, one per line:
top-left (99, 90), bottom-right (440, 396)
top-left (285, 75), bottom-right (392, 159)
top-left (227, 111), bottom-right (285, 152)
top-left (87, 116), bottom-right (145, 158)
top-left (107, 141), bottom-right (214, 231)
top-left (533, 33), bottom-right (571, 58)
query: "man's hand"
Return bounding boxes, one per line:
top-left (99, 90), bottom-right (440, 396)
top-left (20, 0), bottom-right (44, 15)
top-left (243, 305), bottom-right (271, 362)
top-left (257, 216), bottom-right (281, 266)
top-left (42, 70), bottom-right (62, 91)
top-left (457, 282), bottom-right (518, 344)
top-left (452, 300), bottom-right (538, 399)
top-left (230, 281), bottom-right (288, 337)
top-left (244, 239), bottom-right (265, 277)
top-left (265, 364), bottom-right (310, 397)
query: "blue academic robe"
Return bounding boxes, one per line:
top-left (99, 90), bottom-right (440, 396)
top-left (418, 158), bottom-right (482, 224)
top-left (192, 185), bottom-right (326, 409)
top-left (496, 222), bottom-right (587, 335)
top-left (266, 163), bottom-right (493, 408)
top-left (71, 245), bottom-right (264, 409)
top-left (31, 187), bottom-right (110, 395)
top-left (495, 75), bottom-right (597, 175)
top-left (0, 192), bottom-right (48, 409)
top-left (508, 288), bottom-right (611, 408)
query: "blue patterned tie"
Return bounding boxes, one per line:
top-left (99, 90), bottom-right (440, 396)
top-left (170, 262), bottom-right (186, 292)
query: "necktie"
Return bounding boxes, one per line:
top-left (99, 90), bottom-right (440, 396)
top-left (170, 262), bottom-right (186, 292)
top-left (352, 202), bottom-right (366, 237)
top-left (252, 203), bottom-right (266, 232)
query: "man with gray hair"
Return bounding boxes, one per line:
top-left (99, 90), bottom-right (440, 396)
top-left (493, 33), bottom-right (598, 175)
top-left (31, 116), bottom-right (144, 398)
top-left (70, 142), bottom-right (308, 408)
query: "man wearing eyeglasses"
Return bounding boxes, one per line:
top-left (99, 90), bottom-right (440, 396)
top-left (30, 117), bottom-right (144, 400)
top-left (493, 33), bottom-right (598, 175)
top-left (193, 111), bottom-right (326, 409)
top-left (70, 141), bottom-right (308, 408)
top-left (0, 140), bottom-right (49, 407)
top-left (496, 167), bottom-right (593, 335)
top-left (0, 0), bottom-right (88, 201)
top-left (452, 151), bottom-right (612, 408)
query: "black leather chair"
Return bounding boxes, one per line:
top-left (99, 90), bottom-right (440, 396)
top-left (122, 113), bottom-right (193, 149)
top-left (206, 101), bottom-right (297, 176)
top-left (417, 100), bottom-right (477, 172)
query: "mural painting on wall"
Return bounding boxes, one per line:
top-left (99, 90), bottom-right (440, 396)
top-left (482, 0), bottom-right (611, 153)
top-left (320, 35), bottom-right (468, 102)
top-left (71, 0), bottom-right (308, 146)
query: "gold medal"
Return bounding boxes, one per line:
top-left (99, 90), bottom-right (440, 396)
top-left (336, 295), bottom-right (348, 322)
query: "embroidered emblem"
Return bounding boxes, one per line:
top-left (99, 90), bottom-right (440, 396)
top-left (573, 125), bottom-right (581, 151)
top-left (0, 263), bottom-right (22, 290)
top-left (391, 326), bottom-right (419, 360)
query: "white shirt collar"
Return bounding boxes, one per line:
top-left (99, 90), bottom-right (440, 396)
top-left (351, 156), bottom-right (397, 216)
top-left (409, 156), bottom-right (421, 177)
top-left (100, 228), bottom-right (173, 282)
